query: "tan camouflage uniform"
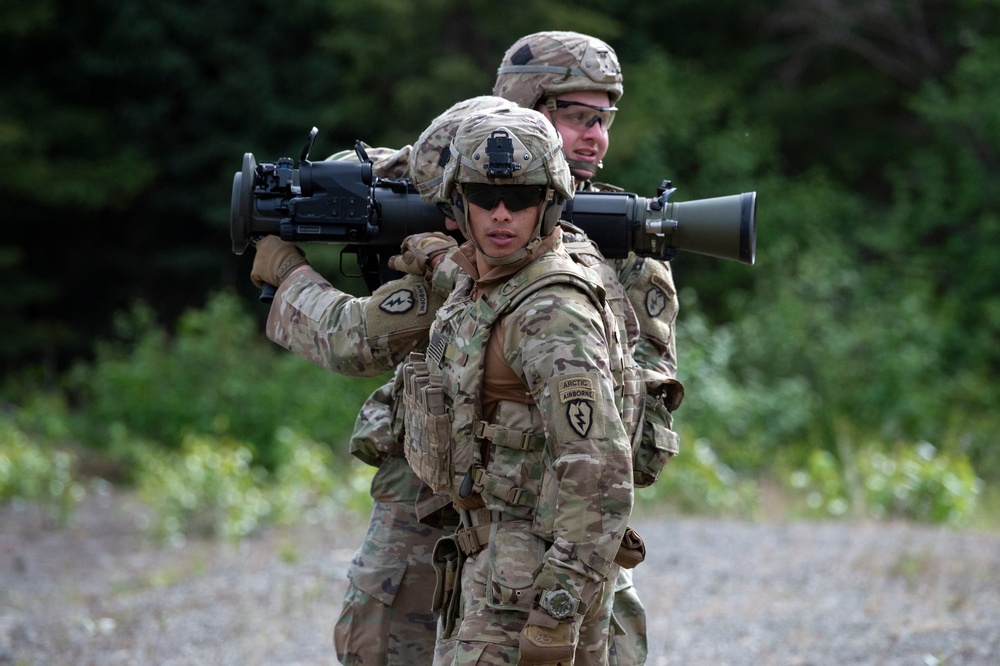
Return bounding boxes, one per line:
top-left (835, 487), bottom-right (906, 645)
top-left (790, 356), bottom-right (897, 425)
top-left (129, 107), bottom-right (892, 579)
top-left (264, 145), bottom-right (446, 665)
top-left (404, 239), bottom-right (634, 666)
top-left (493, 32), bottom-right (684, 666)
top-left (399, 106), bottom-right (634, 665)
top-left (262, 76), bottom-right (672, 661)
top-left (266, 101), bottom-right (520, 665)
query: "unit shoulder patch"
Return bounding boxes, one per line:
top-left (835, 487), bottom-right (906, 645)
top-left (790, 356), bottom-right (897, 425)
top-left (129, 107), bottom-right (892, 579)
top-left (549, 372), bottom-right (606, 443)
top-left (644, 286), bottom-right (667, 318)
top-left (377, 284), bottom-right (430, 315)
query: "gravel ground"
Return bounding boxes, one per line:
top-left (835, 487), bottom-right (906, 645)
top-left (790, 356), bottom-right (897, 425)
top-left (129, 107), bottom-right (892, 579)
top-left (2, 491), bottom-right (999, 666)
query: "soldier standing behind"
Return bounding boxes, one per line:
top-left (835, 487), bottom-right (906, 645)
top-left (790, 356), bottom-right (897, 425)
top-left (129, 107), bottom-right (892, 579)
top-left (251, 98), bottom-right (516, 664)
top-left (492, 32), bottom-right (684, 666)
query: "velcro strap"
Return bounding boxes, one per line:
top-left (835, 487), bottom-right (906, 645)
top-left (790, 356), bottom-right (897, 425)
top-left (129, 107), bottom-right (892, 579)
top-left (479, 471), bottom-right (538, 508)
top-left (475, 421), bottom-right (545, 451)
top-left (455, 523), bottom-right (492, 556)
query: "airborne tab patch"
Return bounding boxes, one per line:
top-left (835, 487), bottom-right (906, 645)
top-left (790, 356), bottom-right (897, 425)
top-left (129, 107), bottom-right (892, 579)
top-left (557, 376), bottom-right (595, 403)
top-left (549, 372), bottom-right (606, 443)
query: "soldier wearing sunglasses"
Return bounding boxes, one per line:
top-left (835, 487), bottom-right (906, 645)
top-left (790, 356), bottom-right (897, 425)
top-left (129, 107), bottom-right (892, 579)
top-left (387, 31), bottom-right (682, 665)
top-left (400, 105), bottom-right (637, 666)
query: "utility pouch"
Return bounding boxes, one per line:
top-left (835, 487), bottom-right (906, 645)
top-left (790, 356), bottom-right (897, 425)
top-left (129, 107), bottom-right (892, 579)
top-left (613, 526), bottom-right (646, 569)
top-left (633, 391), bottom-right (679, 488)
top-left (431, 534), bottom-right (465, 639)
top-left (402, 353), bottom-right (453, 491)
top-left (486, 523), bottom-right (545, 613)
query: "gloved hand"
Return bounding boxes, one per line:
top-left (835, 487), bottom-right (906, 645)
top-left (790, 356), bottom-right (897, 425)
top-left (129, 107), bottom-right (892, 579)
top-left (613, 525), bottom-right (646, 569)
top-left (251, 236), bottom-right (308, 289)
top-left (517, 610), bottom-right (577, 666)
top-left (388, 232), bottom-right (457, 278)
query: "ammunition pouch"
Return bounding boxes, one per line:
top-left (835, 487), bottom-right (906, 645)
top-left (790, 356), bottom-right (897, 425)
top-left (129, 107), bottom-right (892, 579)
top-left (632, 389), bottom-right (680, 488)
top-left (431, 534), bottom-right (466, 640)
top-left (401, 352), bottom-right (453, 492)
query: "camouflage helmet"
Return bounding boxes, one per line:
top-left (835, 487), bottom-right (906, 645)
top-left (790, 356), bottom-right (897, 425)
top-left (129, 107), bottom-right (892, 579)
top-left (492, 31), bottom-right (623, 110)
top-left (325, 143), bottom-right (411, 180)
top-left (409, 95), bottom-right (518, 204)
top-left (444, 106), bottom-right (573, 265)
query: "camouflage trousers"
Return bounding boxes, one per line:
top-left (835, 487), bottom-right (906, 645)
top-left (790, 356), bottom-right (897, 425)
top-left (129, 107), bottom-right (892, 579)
top-left (433, 521), bottom-right (615, 666)
top-left (608, 567), bottom-right (647, 666)
top-left (334, 460), bottom-right (447, 665)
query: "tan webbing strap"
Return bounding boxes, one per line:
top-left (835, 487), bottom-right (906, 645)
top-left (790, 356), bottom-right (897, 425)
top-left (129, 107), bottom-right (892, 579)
top-left (455, 523), bottom-right (492, 556)
top-left (476, 421), bottom-right (546, 451)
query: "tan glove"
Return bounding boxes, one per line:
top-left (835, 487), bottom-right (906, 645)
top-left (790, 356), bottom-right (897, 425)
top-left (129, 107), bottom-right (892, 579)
top-left (613, 526), bottom-right (646, 569)
top-left (388, 232), bottom-right (457, 278)
top-left (517, 610), bottom-right (577, 666)
top-left (250, 236), bottom-right (308, 288)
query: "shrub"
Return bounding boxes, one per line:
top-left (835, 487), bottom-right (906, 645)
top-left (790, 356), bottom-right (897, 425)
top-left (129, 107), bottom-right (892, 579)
top-left (788, 441), bottom-right (982, 526)
top-left (65, 291), bottom-right (388, 471)
top-left (136, 434), bottom-right (269, 545)
top-left (136, 428), bottom-right (373, 545)
top-left (638, 436), bottom-right (759, 518)
top-left (0, 417), bottom-right (84, 524)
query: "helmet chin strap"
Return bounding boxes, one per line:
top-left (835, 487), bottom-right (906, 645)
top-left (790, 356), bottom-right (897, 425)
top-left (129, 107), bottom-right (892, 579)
top-left (478, 199), bottom-right (547, 267)
top-left (565, 156), bottom-right (601, 179)
top-left (456, 191), bottom-right (553, 267)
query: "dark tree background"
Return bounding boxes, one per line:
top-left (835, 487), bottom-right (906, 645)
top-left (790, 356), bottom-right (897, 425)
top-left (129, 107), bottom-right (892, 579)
top-left (3, 0), bottom-right (998, 474)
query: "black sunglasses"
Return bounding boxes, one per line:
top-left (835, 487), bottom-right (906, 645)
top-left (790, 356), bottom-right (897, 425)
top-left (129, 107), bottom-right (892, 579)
top-left (461, 183), bottom-right (547, 212)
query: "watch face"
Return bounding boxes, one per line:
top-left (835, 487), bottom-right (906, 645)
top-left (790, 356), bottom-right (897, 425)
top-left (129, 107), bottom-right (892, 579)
top-left (541, 589), bottom-right (576, 619)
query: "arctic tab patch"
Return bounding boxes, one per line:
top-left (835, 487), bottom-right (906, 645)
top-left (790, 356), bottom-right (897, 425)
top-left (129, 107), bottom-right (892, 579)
top-left (557, 376), bottom-right (596, 403)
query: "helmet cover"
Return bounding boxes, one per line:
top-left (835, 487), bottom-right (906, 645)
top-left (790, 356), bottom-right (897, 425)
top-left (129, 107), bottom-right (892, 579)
top-left (409, 95), bottom-right (518, 203)
top-left (443, 106), bottom-right (573, 264)
top-left (492, 31), bottom-right (623, 110)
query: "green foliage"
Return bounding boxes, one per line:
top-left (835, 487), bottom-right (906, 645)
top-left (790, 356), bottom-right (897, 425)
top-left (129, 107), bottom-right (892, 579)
top-left (269, 427), bottom-right (376, 523)
top-left (136, 429), bottom-right (373, 545)
top-left (65, 291), bottom-right (387, 470)
top-left (672, 161), bottom-right (1000, 482)
top-left (673, 305), bottom-right (815, 472)
top-left (788, 442), bottom-right (982, 525)
top-left (2, 0), bottom-right (1000, 530)
top-left (136, 434), bottom-right (268, 544)
top-left (882, 33), bottom-right (1000, 376)
top-left (0, 417), bottom-right (84, 524)
top-left (4, 386), bottom-right (75, 443)
top-left (638, 437), bottom-right (759, 518)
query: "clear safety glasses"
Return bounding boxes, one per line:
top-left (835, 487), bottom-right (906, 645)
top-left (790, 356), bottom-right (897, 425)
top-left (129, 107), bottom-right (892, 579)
top-left (551, 99), bottom-right (617, 132)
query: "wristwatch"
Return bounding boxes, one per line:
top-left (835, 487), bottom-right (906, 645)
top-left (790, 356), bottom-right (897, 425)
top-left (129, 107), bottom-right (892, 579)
top-left (539, 588), bottom-right (578, 620)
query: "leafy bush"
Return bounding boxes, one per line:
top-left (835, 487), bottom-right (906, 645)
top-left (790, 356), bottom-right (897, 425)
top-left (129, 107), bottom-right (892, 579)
top-left (673, 191), bottom-right (1000, 487)
top-left (65, 291), bottom-right (388, 470)
top-left (671, 303), bottom-right (815, 473)
top-left (136, 434), bottom-right (268, 544)
top-left (788, 442), bottom-right (982, 526)
top-left (0, 417), bottom-right (84, 524)
top-left (136, 428), bottom-right (373, 545)
top-left (637, 436), bottom-right (759, 518)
